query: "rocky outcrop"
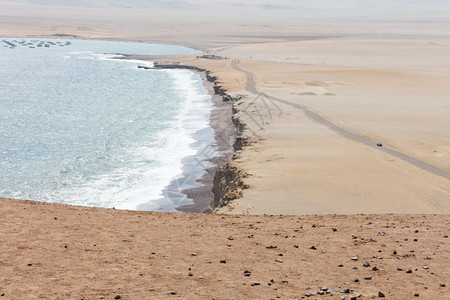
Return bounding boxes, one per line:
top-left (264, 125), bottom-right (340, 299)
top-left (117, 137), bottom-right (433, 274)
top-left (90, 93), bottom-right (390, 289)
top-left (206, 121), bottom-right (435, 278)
top-left (211, 94), bottom-right (251, 210)
top-left (211, 162), bottom-right (248, 209)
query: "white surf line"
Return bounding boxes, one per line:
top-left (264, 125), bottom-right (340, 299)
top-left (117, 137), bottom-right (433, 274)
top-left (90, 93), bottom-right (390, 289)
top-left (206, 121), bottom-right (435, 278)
top-left (231, 59), bottom-right (450, 180)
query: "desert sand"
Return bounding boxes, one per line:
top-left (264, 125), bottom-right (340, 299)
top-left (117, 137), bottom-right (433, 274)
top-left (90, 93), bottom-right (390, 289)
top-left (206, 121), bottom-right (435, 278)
top-left (1, 198), bottom-right (449, 299)
top-left (154, 39), bottom-right (450, 215)
top-left (1, 0), bottom-right (450, 298)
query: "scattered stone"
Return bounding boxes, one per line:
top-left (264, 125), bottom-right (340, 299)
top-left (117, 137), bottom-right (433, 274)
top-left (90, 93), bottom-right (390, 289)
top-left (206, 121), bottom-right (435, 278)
top-left (244, 270), bottom-right (251, 276)
top-left (266, 245), bottom-right (277, 249)
top-left (115, 296), bottom-right (121, 300)
top-left (321, 287), bottom-right (328, 291)
top-left (372, 266), bottom-right (379, 271)
top-left (352, 266), bottom-right (358, 270)
top-left (338, 264), bottom-right (344, 267)
top-left (275, 259), bottom-right (283, 263)
top-left (321, 250), bottom-right (327, 254)
top-left (310, 246), bottom-right (317, 250)
top-left (354, 278), bottom-right (359, 283)
top-left (228, 236), bottom-right (234, 240)
top-left (248, 234), bottom-right (253, 238)
top-left (351, 256), bottom-right (359, 261)
top-left (191, 252), bottom-right (197, 256)
top-left (198, 276), bottom-right (204, 280)
top-left (27, 263), bottom-right (32, 267)
top-left (425, 256), bottom-right (432, 260)
top-left (393, 250), bottom-right (397, 255)
top-left (414, 294), bottom-right (419, 297)
top-left (188, 272), bottom-right (193, 277)
top-left (220, 259), bottom-right (227, 264)
top-left (364, 276), bottom-right (372, 280)
top-left (406, 269), bottom-right (413, 274)
top-left (440, 283), bottom-right (446, 287)
top-left (378, 291), bottom-right (385, 297)
top-left (378, 232), bottom-right (385, 236)
top-left (274, 232), bottom-right (280, 236)
top-left (397, 267), bottom-right (403, 271)
top-left (414, 230), bottom-right (419, 233)
top-left (340, 287), bottom-right (350, 293)
top-left (251, 282), bottom-right (260, 286)
top-left (363, 261), bottom-right (371, 267)
top-left (333, 228), bottom-right (337, 232)
top-left (294, 245), bottom-right (299, 248)
top-left (170, 291), bottom-right (176, 295)
top-left (423, 266), bottom-right (429, 270)
top-left (281, 280), bottom-right (288, 284)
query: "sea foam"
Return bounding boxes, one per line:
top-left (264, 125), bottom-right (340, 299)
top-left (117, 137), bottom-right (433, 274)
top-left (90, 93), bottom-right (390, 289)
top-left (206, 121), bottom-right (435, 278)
top-left (0, 38), bottom-right (213, 211)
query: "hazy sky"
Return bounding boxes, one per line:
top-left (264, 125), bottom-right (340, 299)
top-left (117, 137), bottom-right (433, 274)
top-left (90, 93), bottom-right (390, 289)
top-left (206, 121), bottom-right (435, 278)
top-left (1, 0), bottom-right (449, 35)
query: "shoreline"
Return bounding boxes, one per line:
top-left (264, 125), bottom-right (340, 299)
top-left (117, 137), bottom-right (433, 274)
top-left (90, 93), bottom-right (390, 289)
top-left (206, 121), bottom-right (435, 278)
top-left (177, 70), bottom-right (236, 213)
top-left (132, 65), bottom-right (236, 213)
top-left (136, 61), bottom-right (243, 213)
top-left (130, 61), bottom-right (237, 213)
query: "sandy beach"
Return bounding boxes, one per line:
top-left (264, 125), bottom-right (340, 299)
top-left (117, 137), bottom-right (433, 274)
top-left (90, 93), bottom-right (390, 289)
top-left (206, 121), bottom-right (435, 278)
top-left (148, 39), bottom-right (450, 215)
top-left (1, 0), bottom-right (450, 298)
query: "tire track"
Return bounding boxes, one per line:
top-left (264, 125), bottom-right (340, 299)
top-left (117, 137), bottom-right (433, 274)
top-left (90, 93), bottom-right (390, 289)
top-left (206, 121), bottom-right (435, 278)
top-left (231, 59), bottom-right (450, 179)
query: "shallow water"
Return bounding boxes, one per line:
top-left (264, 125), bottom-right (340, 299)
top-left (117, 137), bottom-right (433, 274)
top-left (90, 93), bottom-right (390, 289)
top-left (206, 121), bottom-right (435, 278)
top-left (0, 38), bottom-right (215, 211)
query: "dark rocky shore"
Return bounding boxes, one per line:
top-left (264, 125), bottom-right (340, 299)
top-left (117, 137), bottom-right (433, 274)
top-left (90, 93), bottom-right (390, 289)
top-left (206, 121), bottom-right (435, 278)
top-left (135, 60), bottom-right (250, 213)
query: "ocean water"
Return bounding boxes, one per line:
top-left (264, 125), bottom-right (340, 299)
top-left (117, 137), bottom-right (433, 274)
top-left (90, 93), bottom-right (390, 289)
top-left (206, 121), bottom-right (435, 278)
top-left (0, 38), bottom-right (216, 211)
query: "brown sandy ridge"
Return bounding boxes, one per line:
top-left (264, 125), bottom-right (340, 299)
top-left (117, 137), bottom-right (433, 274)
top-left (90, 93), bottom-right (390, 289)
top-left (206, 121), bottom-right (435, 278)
top-left (1, 198), bottom-right (449, 299)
